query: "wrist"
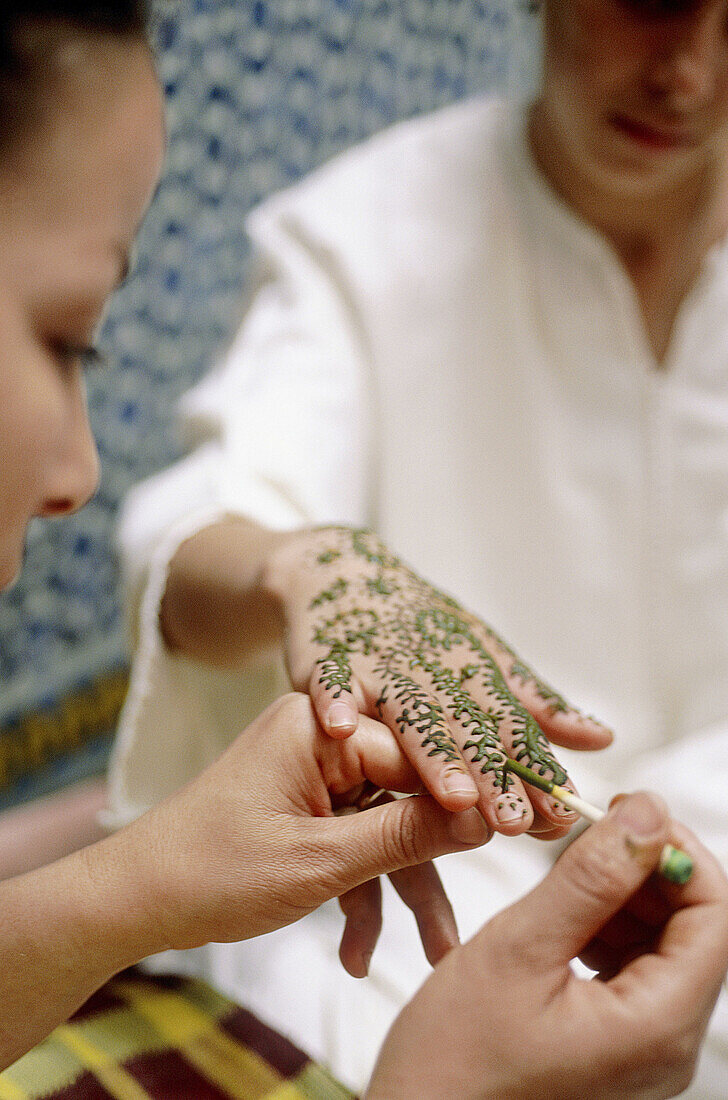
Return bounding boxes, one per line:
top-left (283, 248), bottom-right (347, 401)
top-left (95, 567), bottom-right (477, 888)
top-left (72, 823), bottom-right (174, 970)
top-left (160, 516), bottom-right (292, 665)
top-left (257, 525), bottom-right (308, 602)
top-left (261, 524), bottom-right (356, 600)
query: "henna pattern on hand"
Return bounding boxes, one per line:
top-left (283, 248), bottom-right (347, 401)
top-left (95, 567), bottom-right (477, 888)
top-left (305, 528), bottom-right (572, 803)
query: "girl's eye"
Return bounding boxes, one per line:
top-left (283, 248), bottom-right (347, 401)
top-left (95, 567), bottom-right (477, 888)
top-left (49, 340), bottom-right (107, 369)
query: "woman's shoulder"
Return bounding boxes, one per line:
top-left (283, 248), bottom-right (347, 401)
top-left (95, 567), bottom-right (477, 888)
top-left (249, 95), bottom-right (519, 231)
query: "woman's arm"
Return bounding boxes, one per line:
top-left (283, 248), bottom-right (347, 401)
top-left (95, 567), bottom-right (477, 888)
top-left (0, 693), bottom-right (487, 1070)
top-left (159, 513), bottom-right (287, 665)
top-left (162, 519), bottom-right (612, 832)
top-left (0, 822), bottom-right (162, 1066)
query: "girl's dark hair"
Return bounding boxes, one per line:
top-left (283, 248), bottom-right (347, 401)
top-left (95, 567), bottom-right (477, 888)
top-left (0, 2), bottom-right (149, 148)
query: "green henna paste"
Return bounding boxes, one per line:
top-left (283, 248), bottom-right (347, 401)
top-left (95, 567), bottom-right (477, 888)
top-left (309, 577), bottom-right (348, 608)
top-left (305, 527), bottom-right (570, 791)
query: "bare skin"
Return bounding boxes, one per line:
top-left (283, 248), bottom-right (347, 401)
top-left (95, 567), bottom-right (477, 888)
top-left (0, 693), bottom-right (490, 1069)
top-left (265, 526), bottom-right (609, 834)
top-left (152, 0), bottom-right (728, 1009)
top-left (162, 519), bottom-right (614, 975)
top-left (160, 0), bottom-right (728, 863)
top-left (0, 27), bottom-right (164, 587)
top-left (0, 15), bottom-right (469, 998)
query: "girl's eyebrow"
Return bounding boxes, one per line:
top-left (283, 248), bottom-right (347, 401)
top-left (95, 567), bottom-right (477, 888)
top-left (112, 241), bottom-right (137, 288)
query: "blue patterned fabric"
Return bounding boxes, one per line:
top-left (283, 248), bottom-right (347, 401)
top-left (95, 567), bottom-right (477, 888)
top-left (0, 0), bottom-right (537, 805)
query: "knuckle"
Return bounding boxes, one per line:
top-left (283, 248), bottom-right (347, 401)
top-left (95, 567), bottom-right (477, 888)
top-left (479, 911), bottom-right (517, 963)
top-left (664, 1026), bottom-right (701, 1076)
top-left (672, 1065), bottom-right (699, 1095)
top-left (586, 1015), bottom-right (701, 1097)
top-left (668, 1050), bottom-right (700, 1093)
top-left (294, 823), bottom-right (350, 895)
top-left (655, 1043), bottom-right (699, 1094)
top-left (713, 882), bottom-right (728, 928)
top-left (384, 797), bottom-right (429, 867)
top-left (275, 691), bottom-right (314, 723)
top-left (562, 834), bottom-right (627, 904)
top-left (463, 911), bottom-right (518, 981)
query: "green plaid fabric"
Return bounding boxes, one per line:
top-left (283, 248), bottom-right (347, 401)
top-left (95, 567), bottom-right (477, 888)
top-left (0, 969), bottom-right (356, 1100)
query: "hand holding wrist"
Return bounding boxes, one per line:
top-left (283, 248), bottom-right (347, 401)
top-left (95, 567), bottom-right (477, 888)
top-left (135, 693), bottom-right (489, 955)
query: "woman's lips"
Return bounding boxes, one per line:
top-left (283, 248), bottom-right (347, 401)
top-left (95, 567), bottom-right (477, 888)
top-left (611, 113), bottom-right (695, 151)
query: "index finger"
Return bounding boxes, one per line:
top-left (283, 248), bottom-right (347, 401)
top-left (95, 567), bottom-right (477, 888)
top-left (388, 860), bottom-right (460, 967)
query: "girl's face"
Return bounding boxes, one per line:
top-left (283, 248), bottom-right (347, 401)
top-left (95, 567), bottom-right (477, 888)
top-left (0, 29), bottom-right (165, 591)
top-left (540, 0), bottom-right (728, 191)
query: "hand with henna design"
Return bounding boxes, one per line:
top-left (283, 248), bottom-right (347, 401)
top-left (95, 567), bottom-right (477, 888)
top-left (263, 526), bottom-right (613, 837)
top-left (162, 518), bottom-right (612, 975)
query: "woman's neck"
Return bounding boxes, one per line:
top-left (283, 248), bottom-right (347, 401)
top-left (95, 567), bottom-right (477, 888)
top-left (528, 98), bottom-right (728, 362)
top-left (528, 98), bottom-right (728, 257)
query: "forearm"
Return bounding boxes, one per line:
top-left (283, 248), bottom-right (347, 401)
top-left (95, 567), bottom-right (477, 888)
top-left (0, 824), bottom-right (165, 1069)
top-left (159, 515), bottom-right (291, 667)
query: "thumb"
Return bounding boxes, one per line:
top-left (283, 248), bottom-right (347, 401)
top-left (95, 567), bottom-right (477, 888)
top-left (502, 791), bottom-right (671, 965)
top-left (325, 796), bottom-right (491, 890)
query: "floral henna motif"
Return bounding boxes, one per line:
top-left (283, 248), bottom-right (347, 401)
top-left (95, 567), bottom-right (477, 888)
top-left (307, 527), bottom-right (571, 792)
top-left (312, 607), bottom-right (379, 698)
top-left (500, 656), bottom-right (568, 715)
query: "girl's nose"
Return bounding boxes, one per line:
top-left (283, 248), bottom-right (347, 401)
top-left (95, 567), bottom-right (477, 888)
top-left (37, 376), bottom-right (100, 518)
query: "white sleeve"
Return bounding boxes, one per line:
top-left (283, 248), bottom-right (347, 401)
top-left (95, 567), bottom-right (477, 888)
top-left (106, 200), bottom-right (370, 828)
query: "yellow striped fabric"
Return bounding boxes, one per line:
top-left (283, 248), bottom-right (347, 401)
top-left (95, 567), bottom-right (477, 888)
top-left (0, 969), bottom-right (356, 1100)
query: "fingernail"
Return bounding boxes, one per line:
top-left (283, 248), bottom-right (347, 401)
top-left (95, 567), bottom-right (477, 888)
top-left (495, 797), bottom-right (527, 824)
top-left (450, 807), bottom-right (490, 846)
top-left (442, 771), bottom-right (478, 797)
top-left (328, 702), bottom-right (356, 731)
top-left (550, 799), bottom-right (577, 818)
top-left (362, 951), bottom-right (373, 976)
top-left (609, 791), bottom-right (666, 840)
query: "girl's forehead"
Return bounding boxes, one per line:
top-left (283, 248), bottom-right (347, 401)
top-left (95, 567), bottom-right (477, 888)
top-left (0, 34), bottom-right (162, 330)
top-left (0, 34), bottom-right (163, 260)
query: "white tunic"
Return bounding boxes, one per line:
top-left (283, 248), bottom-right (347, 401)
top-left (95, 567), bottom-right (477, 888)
top-left (109, 97), bottom-right (728, 1096)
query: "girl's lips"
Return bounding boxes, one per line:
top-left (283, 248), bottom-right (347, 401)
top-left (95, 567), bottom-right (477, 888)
top-left (611, 113), bottom-right (695, 151)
